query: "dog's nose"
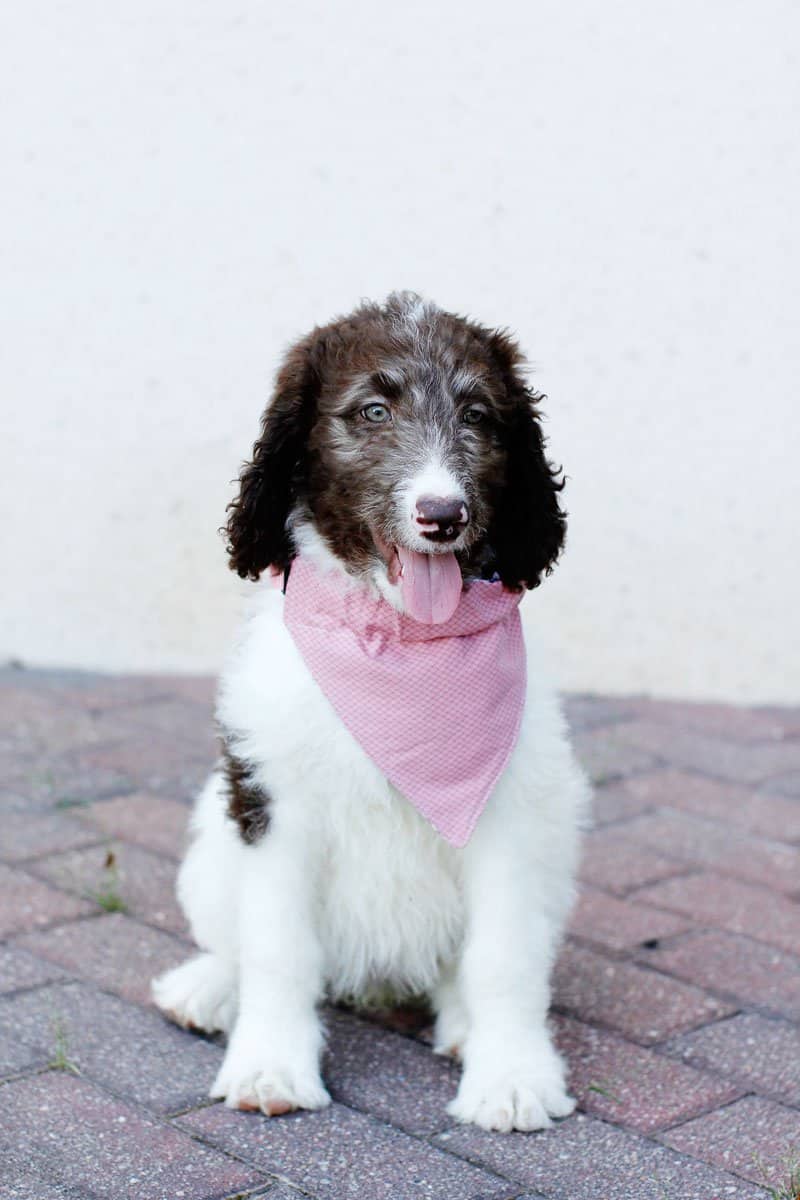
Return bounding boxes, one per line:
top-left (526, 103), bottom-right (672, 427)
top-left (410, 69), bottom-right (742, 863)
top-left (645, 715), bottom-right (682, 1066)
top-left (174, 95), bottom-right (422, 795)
top-left (415, 495), bottom-right (469, 542)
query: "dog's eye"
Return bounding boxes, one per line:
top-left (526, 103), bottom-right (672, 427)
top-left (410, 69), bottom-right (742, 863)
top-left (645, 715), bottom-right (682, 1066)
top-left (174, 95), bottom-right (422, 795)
top-left (361, 403), bottom-right (392, 424)
top-left (462, 405), bottom-right (487, 426)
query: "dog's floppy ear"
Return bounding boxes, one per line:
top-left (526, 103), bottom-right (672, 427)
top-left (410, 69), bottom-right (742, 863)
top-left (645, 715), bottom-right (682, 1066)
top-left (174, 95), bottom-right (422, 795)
top-left (487, 332), bottom-right (567, 590)
top-left (225, 332), bottom-right (323, 580)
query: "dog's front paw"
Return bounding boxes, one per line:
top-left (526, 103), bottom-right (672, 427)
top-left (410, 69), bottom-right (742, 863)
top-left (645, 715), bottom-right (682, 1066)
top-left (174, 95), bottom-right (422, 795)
top-left (448, 1040), bottom-right (574, 1132)
top-left (211, 1034), bottom-right (330, 1116)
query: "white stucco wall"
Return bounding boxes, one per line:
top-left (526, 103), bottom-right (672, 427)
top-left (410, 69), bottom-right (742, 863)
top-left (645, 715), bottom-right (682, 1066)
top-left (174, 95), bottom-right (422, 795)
top-left (2, 0), bottom-right (798, 702)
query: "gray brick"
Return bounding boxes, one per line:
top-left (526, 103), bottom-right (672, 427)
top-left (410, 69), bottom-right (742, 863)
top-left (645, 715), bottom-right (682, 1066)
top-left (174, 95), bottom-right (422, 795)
top-left (323, 1008), bottom-right (460, 1134)
top-left (0, 1072), bottom-right (262, 1200)
top-left (665, 1011), bottom-right (800, 1105)
top-left (573, 728), bottom-right (656, 785)
top-left (180, 1101), bottom-right (516, 1200)
top-left (435, 1112), bottom-right (769, 1199)
top-left (0, 945), bottom-right (67, 994)
top-left (0, 1153), bottom-right (91, 1199)
top-left (661, 1095), bottom-right (800, 1190)
top-left (563, 695), bottom-right (636, 731)
top-left (0, 981), bottom-right (224, 1114)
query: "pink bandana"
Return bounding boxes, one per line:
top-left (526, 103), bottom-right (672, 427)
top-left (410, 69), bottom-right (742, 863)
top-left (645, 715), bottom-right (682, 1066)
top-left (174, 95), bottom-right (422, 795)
top-left (283, 555), bottom-right (527, 847)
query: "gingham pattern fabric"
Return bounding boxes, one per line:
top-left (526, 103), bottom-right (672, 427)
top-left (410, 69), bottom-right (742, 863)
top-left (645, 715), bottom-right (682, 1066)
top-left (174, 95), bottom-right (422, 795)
top-left (283, 555), bottom-right (527, 847)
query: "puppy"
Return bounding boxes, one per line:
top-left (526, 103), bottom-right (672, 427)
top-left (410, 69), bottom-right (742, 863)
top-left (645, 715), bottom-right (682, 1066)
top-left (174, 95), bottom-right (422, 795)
top-left (153, 292), bottom-right (589, 1132)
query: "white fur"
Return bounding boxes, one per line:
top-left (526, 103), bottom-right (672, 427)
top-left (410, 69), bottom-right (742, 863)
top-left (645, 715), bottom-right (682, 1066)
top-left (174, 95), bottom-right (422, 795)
top-left (153, 543), bottom-right (590, 1130)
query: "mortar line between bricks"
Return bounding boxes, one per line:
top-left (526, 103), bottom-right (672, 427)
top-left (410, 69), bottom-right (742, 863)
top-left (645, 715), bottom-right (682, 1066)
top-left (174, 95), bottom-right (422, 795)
top-left (1, 1063), bottom-right (277, 1190)
top-left (625, 877), bottom-right (800, 946)
top-left (69, 825), bottom-right (186, 867)
top-left (435, 1109), bottom-right (774, 1200)
top-left (10, 908), bottom-right (193, 955)
top-left (578, 863), bottom-right (700, 900)
top-left (634, 924), bottom-right (800, 985)
top-left (618, 745), bottom-right (800, 792)
top-left (548, 993), bottom-right (746, 1050)
top-left (590, 806), bottom-right (659, 829)
top-left (173, 1095), bottom-right (526, 1199)
top-left (19, 833), bottom-right (186, 878)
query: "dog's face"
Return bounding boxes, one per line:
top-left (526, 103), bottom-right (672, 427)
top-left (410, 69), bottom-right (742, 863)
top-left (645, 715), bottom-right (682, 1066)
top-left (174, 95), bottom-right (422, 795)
top-left (226, 293), bottom-right (566, 619)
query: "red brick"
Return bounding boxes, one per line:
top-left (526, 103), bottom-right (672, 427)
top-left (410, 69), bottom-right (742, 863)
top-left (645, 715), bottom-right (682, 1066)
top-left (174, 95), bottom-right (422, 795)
top-left (661, 1095), bottom-right (800, 1190)
top-left (16, 912), bottom-right (187, 1004)
top-left (30, 842), bottom-right (188, 937)
top-left (579, 828), bottom-right (689, 895)
top-left (80, 791), bottom-right (190, 859)
top-left (636, 871), bottom-right (800, 957)
top-left (568, 886), bottom-right (691, 953)
top-left (614, 719), bottom-right (800, 784)
top-left (619, 809), bottom-right (800, 894)
top-left (553, 941), bottom-right (735, 1044)
top-left (617, 767), bottom-right (800, 842)
top-left (553, 1014), bottom-right (741, 1134)
top-left (0, 863), bottom-right (94, 937)
top-left (0, 1072), bottom-right (261, 1199)
top-left (666, 1012), bottom-right (800, 1106)
top-left (639, 929), bottom-right (800, 1019)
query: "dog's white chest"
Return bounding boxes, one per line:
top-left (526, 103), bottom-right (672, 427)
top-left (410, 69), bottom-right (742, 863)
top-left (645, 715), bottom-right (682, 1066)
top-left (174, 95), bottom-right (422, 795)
top-left (314, 780), bottom-right (465, 999)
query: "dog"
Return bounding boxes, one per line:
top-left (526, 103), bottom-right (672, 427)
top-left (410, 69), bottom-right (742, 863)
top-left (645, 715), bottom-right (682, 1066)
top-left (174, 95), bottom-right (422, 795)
top-left (152, 291), bottom-right (590, 1132)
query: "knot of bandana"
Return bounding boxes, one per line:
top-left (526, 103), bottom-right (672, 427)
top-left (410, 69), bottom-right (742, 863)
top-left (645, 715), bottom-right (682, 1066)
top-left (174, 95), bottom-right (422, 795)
top-left (282, 555), bottom-right (527, 846)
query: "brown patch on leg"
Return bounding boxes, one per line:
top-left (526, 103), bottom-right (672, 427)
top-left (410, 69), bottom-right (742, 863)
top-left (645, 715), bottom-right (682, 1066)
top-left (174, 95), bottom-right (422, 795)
top-left (220, 737), bottom-right (270, 844)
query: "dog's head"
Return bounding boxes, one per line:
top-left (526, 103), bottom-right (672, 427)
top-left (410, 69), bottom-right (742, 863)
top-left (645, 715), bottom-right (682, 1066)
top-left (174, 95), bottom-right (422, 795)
top-left (225, 293), bottom-right (566, 622)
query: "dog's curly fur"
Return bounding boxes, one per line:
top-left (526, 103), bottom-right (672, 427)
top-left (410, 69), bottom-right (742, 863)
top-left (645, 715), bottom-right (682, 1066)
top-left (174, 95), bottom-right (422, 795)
top-left (153, 292), bottom-right (589, 1133)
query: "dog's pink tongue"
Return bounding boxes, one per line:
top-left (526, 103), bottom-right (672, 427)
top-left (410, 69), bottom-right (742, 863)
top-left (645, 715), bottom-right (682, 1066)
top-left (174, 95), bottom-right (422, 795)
top-left (396, 548), bottom-right (463, 624)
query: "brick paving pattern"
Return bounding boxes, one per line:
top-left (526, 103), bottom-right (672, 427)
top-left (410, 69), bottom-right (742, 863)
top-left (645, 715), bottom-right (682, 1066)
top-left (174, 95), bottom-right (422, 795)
top-left (1, 665), bottom-right (799, 1200)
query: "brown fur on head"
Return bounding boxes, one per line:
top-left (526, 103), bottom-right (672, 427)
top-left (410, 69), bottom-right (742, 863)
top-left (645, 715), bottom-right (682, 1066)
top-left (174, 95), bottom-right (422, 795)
top-left (225, 292), bottom-right (566, 590)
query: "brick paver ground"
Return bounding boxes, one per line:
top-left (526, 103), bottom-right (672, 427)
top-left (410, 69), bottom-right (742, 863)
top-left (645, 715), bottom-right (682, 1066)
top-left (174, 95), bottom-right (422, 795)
top-left (1, 665), bottom-right (799, 1200)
